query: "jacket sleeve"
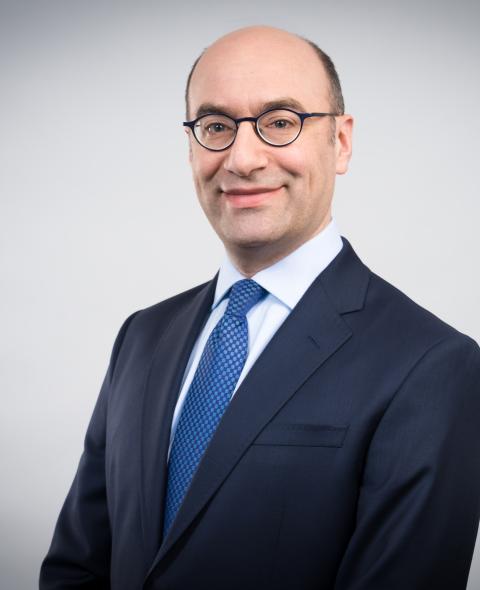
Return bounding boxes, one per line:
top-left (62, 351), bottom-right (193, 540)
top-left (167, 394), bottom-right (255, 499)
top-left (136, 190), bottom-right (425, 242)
top-left (334, 334), bottom-right (480, 590)
top-left (39, 313), bottom-right (137, 590)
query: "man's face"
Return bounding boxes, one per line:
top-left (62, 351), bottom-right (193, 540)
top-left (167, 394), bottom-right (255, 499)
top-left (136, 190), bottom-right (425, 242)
top-left (187, 28), bottom-right (353, 265)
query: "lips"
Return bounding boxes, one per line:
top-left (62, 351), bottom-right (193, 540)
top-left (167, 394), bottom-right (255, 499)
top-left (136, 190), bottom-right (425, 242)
top-left (221, 186), bottom-right (282, 208)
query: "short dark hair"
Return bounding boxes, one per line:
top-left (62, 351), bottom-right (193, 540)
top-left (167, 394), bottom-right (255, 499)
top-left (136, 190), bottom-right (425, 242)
top-left (302, 38), bottom-right (345, 116)
top-left (185, 52), bottom-right (204, 118)
top-left (184, 34), bottom-right (345, 119)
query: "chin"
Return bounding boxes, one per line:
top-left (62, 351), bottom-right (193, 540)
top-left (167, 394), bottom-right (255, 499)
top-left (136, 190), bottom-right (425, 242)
top-left (228, 236), bottom-right (270, 249)
top-left (221, 217), bottom-right (282, 244)
top-left (224, 228), bottom-right (289, 252)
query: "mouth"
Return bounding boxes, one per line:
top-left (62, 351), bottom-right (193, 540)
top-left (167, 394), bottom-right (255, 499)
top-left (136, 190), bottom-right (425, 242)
top-left (221, 186), bottom-right (283, 208)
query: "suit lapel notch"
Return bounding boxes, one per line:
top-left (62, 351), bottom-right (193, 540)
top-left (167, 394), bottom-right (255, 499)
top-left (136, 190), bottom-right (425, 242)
top-left (319, 237), bottom-right (371, 315)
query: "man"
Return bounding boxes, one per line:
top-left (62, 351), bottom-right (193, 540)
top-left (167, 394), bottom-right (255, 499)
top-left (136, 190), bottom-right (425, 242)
top-left (40, 26), bottom-right (480, 589)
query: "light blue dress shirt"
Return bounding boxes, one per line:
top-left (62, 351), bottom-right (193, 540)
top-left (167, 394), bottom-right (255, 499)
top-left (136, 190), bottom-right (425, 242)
top-left (168, 218), bottom-right (343, 455)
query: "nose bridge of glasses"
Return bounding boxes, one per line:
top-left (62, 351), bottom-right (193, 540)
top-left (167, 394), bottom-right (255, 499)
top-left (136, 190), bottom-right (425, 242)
top-left (234, 115), bottom-right (259, 138)
top-left (232, 115), bottom-right (263, 144)
top-left (234, 115), bottom-right (258, 126)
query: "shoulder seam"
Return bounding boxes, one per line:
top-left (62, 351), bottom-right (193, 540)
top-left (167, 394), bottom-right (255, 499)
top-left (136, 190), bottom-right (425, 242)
top-left (109, 311), bottom-right (141, 383)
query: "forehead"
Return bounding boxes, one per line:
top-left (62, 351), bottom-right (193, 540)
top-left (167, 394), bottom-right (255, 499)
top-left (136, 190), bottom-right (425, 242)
top-left (189, 33), bottom-right (330, 117)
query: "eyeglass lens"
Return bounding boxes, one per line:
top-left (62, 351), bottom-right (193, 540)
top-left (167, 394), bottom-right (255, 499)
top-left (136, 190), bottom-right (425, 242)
top-left (194, 109), bottom-right (302, 150)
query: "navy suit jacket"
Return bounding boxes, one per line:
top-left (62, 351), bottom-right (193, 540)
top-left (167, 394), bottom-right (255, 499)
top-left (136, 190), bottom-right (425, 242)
top-left (40, 238), bottom-right (480, 589)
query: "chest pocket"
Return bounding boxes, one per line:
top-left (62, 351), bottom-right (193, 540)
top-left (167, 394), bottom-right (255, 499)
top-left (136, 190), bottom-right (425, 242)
top-left (253, 423), bottom-right (349, 447)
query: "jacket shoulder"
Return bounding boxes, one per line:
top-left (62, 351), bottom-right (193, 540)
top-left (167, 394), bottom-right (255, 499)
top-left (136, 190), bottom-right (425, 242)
top-left (114, 278), bottom-right (214, 350)
top-left (137, 280), bottom-right (212, 318)
top-left (366, 270), bottom-right (478, 351)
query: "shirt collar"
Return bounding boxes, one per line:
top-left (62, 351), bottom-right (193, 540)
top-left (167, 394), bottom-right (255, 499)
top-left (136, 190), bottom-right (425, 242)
top-left (212, 218), bottom-right (343, 311)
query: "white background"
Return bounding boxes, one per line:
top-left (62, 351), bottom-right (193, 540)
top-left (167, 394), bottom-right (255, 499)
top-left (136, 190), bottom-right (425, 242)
top-left (1, 1), bottom-right (479, 587)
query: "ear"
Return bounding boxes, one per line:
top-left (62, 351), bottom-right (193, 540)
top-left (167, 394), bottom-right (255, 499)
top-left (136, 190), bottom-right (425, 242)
top-left (185, 128), bottom-right (193, 163)
top-left (335, 115), bottom-right (354, 175)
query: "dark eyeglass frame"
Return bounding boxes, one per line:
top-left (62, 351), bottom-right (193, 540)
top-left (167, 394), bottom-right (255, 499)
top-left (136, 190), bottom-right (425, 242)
top-left (183, 107), bottom-right (340, 151)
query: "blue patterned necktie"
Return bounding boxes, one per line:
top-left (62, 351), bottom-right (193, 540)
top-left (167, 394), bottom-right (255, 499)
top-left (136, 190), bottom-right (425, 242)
top-left (163, 279), bottom-right (267, 537)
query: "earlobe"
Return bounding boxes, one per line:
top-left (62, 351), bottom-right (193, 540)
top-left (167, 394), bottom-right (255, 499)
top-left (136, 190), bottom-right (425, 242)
top-left (335, 115), bottom-right (354, 175)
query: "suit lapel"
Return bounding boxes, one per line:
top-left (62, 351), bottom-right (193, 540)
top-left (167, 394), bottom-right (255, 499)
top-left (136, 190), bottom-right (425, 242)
top-left (146, 238), bottom-right (370, 575)
top-left (139, 277), bottom-right (217, 560)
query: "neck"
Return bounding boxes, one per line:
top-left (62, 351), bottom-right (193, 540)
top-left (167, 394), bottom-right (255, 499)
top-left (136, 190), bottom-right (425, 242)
top-left (226, 218), bottom-right (332, 277)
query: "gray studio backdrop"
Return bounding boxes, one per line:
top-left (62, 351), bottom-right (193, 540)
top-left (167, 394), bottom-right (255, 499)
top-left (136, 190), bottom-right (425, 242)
top-left (1, 1), bottom-right (479, 588)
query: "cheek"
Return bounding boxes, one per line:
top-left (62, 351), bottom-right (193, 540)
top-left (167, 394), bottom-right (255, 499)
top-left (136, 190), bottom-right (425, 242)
top-left (294, 142), bottom-right (335, 184)
top-left (275, 141), bottom-right (329, 187)
top-left (279, 144), bottom-right (335, 215)
top-left (191, 149), bottom-right (224, 186)
top-left (275, 147), bottom-right (308, 178)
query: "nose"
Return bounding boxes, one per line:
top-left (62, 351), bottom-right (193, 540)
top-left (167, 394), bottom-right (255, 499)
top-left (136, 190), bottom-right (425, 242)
top-left (223, 121), bottom-right (268, 177)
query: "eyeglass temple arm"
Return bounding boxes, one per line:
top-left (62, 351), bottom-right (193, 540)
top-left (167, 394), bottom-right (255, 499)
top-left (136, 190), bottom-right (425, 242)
top-left (302, 112), bottom-right (339, 120)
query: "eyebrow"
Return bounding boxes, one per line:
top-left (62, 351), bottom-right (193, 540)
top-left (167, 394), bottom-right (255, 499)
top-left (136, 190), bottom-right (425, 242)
top-left (193, 97), bottom-right (308, 119)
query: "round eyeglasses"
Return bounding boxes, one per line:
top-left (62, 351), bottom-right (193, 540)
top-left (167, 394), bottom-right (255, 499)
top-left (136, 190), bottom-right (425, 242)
top-left (183, 108), bottom-right (339, 151)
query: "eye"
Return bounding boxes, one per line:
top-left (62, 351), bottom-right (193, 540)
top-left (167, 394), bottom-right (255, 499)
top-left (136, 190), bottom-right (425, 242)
top-left (271, 119), bottom-right (290, 129)
top-left (259, 111), bottom-right (298, 130)
top-left (198, 115), bottom-right (236, 137)
top-left (207, 122), bottom-right (227, 134)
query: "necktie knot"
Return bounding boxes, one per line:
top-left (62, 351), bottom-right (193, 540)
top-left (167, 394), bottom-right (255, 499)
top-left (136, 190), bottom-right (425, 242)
top-left (225, 279), bottom-right (267, 318)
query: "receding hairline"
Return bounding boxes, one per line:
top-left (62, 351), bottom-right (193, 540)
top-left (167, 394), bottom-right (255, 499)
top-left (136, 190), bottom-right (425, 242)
top-left (184, 30), bottom-right (345, 119)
